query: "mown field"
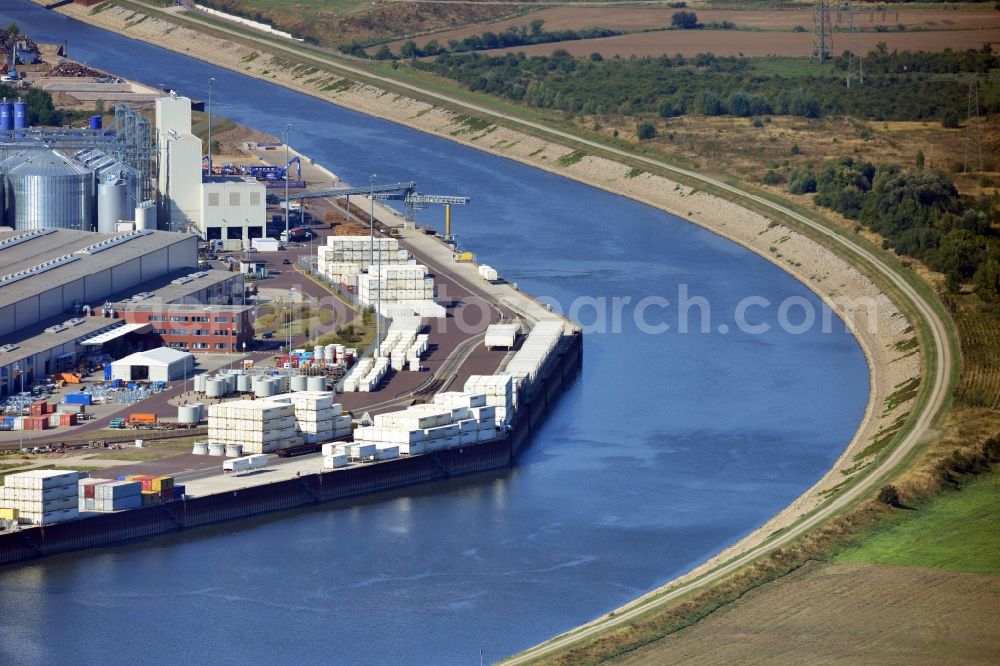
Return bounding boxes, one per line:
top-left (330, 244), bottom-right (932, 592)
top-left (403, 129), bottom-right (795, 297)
top-left (385, 5), bottom-right (1000, 55)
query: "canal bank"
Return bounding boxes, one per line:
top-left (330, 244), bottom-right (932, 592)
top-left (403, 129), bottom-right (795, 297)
top-left (45, 0), bottom-right (919, 585)
top-left (1, 4), bottom-right (887, 663)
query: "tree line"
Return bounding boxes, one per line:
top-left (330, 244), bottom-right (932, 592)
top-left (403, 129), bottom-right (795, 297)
top-left (412, 46), bottom-right (996, 122)
top-left (777, 157), bottom-right (999, 297)
top-left (383, 20), bottom-right (623, 59)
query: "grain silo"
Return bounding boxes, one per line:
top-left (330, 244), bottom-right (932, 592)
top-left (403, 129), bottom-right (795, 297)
top-left (5, 150), bottom-right (95, 231)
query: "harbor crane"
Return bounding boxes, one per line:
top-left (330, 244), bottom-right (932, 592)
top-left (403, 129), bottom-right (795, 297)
top-left (402, 193), bottom-right (470, 239)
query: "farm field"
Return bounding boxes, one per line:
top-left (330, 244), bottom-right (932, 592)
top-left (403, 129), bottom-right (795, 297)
top-left (475, 27), bottom-right (1000, 59)
top-left (384, 6), bottom-right (1000, 55)
top-left (609, 560), bottom-right (1000, 666)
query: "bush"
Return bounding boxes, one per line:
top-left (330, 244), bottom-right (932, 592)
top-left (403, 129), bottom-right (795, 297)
top-left (671, 11), bottom-right (700, 29)
top-left (942, 109), bottom-right (959, 128)
top-left (636, 121), bottom-right (657, 140)
top-left (788, 168), bottom-right (817, 194)
top-left (762, 170), bottom-right (786, 186)
top-left (790, 143), bottom-right (801, 155)
top-left (876, 484), bottom-right (901, 507)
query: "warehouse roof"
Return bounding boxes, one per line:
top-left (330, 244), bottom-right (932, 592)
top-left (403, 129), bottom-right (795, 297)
top-left (0, 316), bottom-right (128, 369)
top-left (103, 268), bottom-right (240, 306)
top-left (0, 229), bottom-right (198, 308)
top-left (112, 347), bottom-right (193, 367)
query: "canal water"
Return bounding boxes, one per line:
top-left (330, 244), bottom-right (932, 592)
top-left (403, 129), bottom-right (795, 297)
top-left (0, 3), bottom-right (868, 664)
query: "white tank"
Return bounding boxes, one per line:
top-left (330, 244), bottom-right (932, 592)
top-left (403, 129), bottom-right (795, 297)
top-left (208, 442), bottom-right (225, 456)
top-left (224, 374), bottom-right (237, 394)
top-left (205, 379), bottom-right (226, 398)
top-left (189, 403), bottom-right (204, 421)
top-left (134, 199), bottom-right (157, 230)
top-left (177, 405), bottom-right (200, 424)
top-left (192, 441), bottom-right (209, 455)
top-left (237, 374), bottom-right (252, 392)
top-left (224, 443), bottom-right (243, 458)
top-left (307, 376), bottom-right (327, 392)
top-left (325, 344), bottom-right (337, 361)
top-left (269, 376), bottom-right (287, 393)
top-left (97, 176), bottom-right (129, 233)
top-left (253, 377), bottom-right (274, 398)
top-left (290, 375), bottom-right (308, 392)
top-left (193, 374), bottom-right (208, 393)
top-left (314, 346), bottom-right (325, 361)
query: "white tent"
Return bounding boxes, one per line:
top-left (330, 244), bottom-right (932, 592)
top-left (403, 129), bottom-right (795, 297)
top-left (111, 347), bottom-right (194, 382)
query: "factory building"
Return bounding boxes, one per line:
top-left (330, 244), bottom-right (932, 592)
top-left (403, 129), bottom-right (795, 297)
top-left (155, 92), bottom-right (265, 244)
top-left (0, 228), bottom-right (245, 397)
top-left (110, 347), bottom-right (195, 383)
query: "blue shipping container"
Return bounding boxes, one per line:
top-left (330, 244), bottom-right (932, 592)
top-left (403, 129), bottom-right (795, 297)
top-left (104, 365), bottom-right (111, 381)
top-left (65, 393), bottom-right (93, 405)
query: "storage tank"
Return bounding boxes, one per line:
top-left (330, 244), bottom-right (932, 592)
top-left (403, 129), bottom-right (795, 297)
top-left (325, 344), bottom-right (336, 361)
top-left (253, 377), bottom-right (274, 398)
top-left (13, 101), bottom-right (27, 130)
top-left (134, 200), bottom-right (157, 230)
top-left (177, 405), bottom-right (201, 424)
top-left (205, 379), bottom-right (225, 399)
top-left (189, 403), bottom-right (204, 421)
top-left (290, 375), bottom-right (308, 392)
top-left (237, 374), bottom-right (252, 393)
top-left (314, 346), bottom-right (324, 362)
top-left (207, 442), bottom-right (225, 456)
top-left (0, 99), bottom-right (12, 132)
top-left (193, 374), bottom-right (208, 393)
top-left (224, 443), bottom-right (243, 458)
top-left (192, 441), bottom-right (208, 455)
top-left (307, 376), bottom-right (327, 392)
top-left (225, 374), bottom-right (237, 394)
top-left (97, 175), bottom-right (129, 233)
top-left (6, 151), bottom-right (94, 231)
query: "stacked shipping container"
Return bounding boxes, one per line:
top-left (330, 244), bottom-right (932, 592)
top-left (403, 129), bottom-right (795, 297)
top-left (207, 400), bottom-right (300, 453)
top-left (0, 470), bottom-right (80, 525)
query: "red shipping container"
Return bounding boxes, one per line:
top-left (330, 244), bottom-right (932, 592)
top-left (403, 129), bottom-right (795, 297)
top-left (30, 401), bottom-right (46, 417)
top-left (59, 413), bottom-right (77, 426)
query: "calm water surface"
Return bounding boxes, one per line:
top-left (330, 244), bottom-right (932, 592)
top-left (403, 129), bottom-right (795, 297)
top-left (0, 3), bottom-right (868, 664)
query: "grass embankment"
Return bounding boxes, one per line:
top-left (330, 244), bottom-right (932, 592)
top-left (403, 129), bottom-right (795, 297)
top-left (836, 470), bottom-right (1000, 574)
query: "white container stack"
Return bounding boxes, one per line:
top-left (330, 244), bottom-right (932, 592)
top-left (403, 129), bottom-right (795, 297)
top-left (319, 236), bottom-right (409, 277)
top-left (95, 480), bottom-right (143, 511)
top-left (503, 320), bottom-right (565, 387)
top-left (342, 357), bottom-right (375, 392)
top-left (464, 375), bottom-right (515, 426)
top-left (484, 323), bottom-right (521, 350)
top-left (268, 391), bottom-right (353, 443)
top-left (478, 264), bottom-right (499, 281)
top-left (207, 400), bottom-right (299, 454)
top-left (359, 263), bottom-right (435, 307)
top-left (223, 454), bottom-right (269, 475)
top-left (0, 470), bottom-right (81, 525)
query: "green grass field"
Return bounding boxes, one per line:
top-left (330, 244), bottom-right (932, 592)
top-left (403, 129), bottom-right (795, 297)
top-left (835, 471), bottom-right (1000, 574)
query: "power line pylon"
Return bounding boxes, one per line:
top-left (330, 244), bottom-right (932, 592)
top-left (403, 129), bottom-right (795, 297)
top-left (811, 0), bottom-right (833, 63)
top-left (837, 1), bottom-right (863, 87)
top-left (964, 78), bottom-right (983, 174)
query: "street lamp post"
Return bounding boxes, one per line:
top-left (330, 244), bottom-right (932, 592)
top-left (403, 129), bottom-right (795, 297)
top-left (207, 77), bottom-right (215, 176)
top-left (368, 173), bottom-right (376, 269)
top-left (283, 124), bottom-right (292, 244)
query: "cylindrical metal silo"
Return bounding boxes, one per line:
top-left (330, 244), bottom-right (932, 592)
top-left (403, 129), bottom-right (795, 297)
top-left (97, 175), bottom-right (129, 233)
top-left (6, 150), bottom-right (94, 231)
top-left (135, 200), bottom-right (157, 230)
top-left (193, 374), bottom-right (208, 393)
top-left (290, 375), bottom-right (308, 392)
top-left (13, 101), bottom-right (27, 130)
top-left (307, 376), bottom-right (327, 392)
top-left (192, 441), bottom-right (209, 455)
top-left (205, 379), bottom-right (225, 399)
top-left (237, 374), bottom-right (252, 393)
top-left (0, 100), bottom-right (12, 132)
top-left (177, 405), bottom-right (201, 424)
top-left (253, 377), bottom-right (274, 398)
top-left (224, 443), bottom-right (243, 458)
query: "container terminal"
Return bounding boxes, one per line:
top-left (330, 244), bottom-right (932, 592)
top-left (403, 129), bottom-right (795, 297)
top-left (0, 59), bottom-right (580, 565)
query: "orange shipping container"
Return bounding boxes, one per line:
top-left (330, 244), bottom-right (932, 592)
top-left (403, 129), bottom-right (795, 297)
top-left (59, 372), bottom-right (82, 384)
top-left (127, 413), bottom-right (157, 425)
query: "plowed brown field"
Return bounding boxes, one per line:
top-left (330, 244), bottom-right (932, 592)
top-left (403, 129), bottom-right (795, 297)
top-left (610, 561), bottom-right (1000, 666)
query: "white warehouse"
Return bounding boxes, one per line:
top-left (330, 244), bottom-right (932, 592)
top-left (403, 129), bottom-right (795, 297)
top-left (111, 347), bottom-right (195, 382)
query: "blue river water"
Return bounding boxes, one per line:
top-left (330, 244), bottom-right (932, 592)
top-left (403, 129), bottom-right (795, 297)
top-left (0, 3), bottom-right (868, 664)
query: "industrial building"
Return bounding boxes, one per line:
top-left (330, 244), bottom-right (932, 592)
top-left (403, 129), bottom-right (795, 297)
top-left (156, 92), bottom-right (266, 244)
top-left (110, 347), bottom-right (195, 383)
top-left (0, 228), bottom-right (246, 397)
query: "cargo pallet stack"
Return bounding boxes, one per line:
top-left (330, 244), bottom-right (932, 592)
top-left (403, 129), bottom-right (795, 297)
top-left (207, 400), bottom-right (300, 453)
top-left (359, 264), bottom-right (435, 307)
top-left (78, 478), bottom-right (143, 512)
top-left (321, 442), bottom-right (349, 468)
top-left (478, 264), bottom-right (498, 282)
top-left (352, 395), bottom-right (498, 457)
top-left (317, 235), bottom-right (410, 285)
top-left (463, 375), bottom-right (516, 427)
top-left (341, 357), bottom-right (374, 392)
top-left (0, 470), bottom-right (80, 525)
top-left (268, 391), bottom-right (353, 443)
top-left (484, 323), bottom-right (521, 350)
top-left (503, 321), bottom-right (565, 388)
